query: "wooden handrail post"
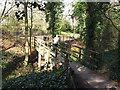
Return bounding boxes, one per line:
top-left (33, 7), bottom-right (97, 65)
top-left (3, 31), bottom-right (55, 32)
top-left (38, 40), bottom-right (41, 69)
top-left (48, 43), bottom-right (50, 62)
top-left (64, 54), bottom-right (69, 68)
top-left (36, 38), bottom-right (39, 49)
top-left (79, 48), bottom-right (82, 62)
top-left (34, 37), bottom-right (36, 48)
top-left (55, 48), bottom-right (57, 59)
top-left (38, 51), bottom-right (41, 69)
top-left (43, 41), bottom-right (45, 55)
top-left (96, 53), bottom-right (102, 69)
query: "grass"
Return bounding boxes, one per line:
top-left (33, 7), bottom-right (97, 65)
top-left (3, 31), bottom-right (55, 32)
top-left (61, 31), bottom-right (80, 37)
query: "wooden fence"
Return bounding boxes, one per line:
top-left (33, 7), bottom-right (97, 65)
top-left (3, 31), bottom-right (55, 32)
top-left (33, 36), bottom-right (102, 70)
top-left (32, 36), bottom-right (102, 88)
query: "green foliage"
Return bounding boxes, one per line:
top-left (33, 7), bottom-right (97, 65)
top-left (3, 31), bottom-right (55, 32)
top-left (73, 2), bottom-right (87, 43)
top-left (73, 3), bottom-right (120, 83)
top-left (2, 51), bottom-right (35, 82)
top-left (73, 2), bottom-right (112, 51)
top-left (45, 2), bottom-right (64, 37)
top-left (3, 67), bottom-right (68, 89)
top-left (2, 51), bottom-right (19, 69)
top-left (102, 49), bottom-right (120, 82)
top-left (15, 2), bottom-right (45, 21)
top-left (70, 55), bottom-right (78, 61)
top-left (60, 19), bottom-right (72, 32)
top-left (96, 70), bottom-right (107, 74)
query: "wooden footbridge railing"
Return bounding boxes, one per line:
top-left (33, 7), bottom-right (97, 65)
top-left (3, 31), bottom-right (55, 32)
top-left (32, 36), bottom-right (101, 71)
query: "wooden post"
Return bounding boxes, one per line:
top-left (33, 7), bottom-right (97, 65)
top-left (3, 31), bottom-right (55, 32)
top-left (43, 41), bottom-right (45, 55)
top-left (38, 51), bottom-right (41, 69)
top-left (55, 48), bottom-right (57, 58)
top-left (38, 40), bottom-right (41, 69)
top-left (34, 37), bottom-right (36, 48)
top-left (63, 36), bottom-right (64, 41)
top-left (32, 37), bottom-right (34, 47)
top-left (79, 48), bottom-right (82, 62)
top-left (48, 43), bottom-right (50, 62)
top-left (36, 39), bottom-right (39, 50)
top-left (64, 54), bottom-right (69, 68)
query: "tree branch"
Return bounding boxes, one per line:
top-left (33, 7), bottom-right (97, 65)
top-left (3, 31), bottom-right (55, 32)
top-left (4, 5), bottom-right (16, 17)
top-left (1, 0), bottom-right (7, 17)
top-left (96, 5), bottom-right (120, 32)
top-left (103, 11), bottom-right (120, 32)
top-left (1, 4), bottom-right (16, 21)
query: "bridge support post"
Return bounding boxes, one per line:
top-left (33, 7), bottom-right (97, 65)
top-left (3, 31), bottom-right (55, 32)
top-left (43, 42), bottom-right (45, 55)
top-left (38, 39), bottom-right (41, 69)
top-left (64, 54), bottom-right (69, 68)
top-left (55, 48), bottom-right (57, 58)
top-left (79, 48), bottom-right (82, 62)
top-left (34, 37), bottom-right (36, 48)
top-left (38, 51), bottom-right (41, 69)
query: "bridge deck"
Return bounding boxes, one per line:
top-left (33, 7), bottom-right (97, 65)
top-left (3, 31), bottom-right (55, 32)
top-left (56, 55), bottom-right (120, 89)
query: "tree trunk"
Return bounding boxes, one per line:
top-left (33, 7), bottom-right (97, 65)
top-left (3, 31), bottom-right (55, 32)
top-left (118, 32), bottom-right (120, 62)
top-left (29, 6), bottom-right (33, 55)
top-left (86, 3), bottom-right (96, 50)
top-left (71, 17), bottom-right (74, 33)
top-left (1, 0), bottom-right (7, 18)
top-left (24, 3), bottom-right (29, 66)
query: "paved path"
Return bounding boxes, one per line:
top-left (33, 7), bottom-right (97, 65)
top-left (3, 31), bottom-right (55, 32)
top-left (57, 55), bottom-right (120, 89)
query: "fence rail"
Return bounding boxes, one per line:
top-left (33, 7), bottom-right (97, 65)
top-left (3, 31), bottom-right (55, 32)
top-left (32, 36), bottom-right (102, 88)
top-left (33, 36), bottom-right (101, 71)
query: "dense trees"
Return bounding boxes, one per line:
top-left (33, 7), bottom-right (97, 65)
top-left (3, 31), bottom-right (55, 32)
top-left (73, 2), bottom-right (120, 51)
top-left (73, 2), bottom-right (120, 81)
top-left (45, 2), bottom-right (64, 37)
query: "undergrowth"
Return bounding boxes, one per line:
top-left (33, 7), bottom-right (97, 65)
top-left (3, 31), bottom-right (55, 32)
top-left (2, 67), bottom-right (68, 89)
top-left (2, 51), bottom-right (68, 88)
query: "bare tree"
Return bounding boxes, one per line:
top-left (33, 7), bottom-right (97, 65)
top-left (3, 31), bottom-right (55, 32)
top-left (0, 0), bottom-right (15, 22)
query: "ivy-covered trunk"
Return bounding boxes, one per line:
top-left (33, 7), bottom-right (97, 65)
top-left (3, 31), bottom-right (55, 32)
top-left (86, 3), bottom-right (96, 50)
top-left (24, 3), bottom-right (29, 66)
top-left (45, 2), bottom-right (63, 38)
top-left (29, 5), bottom-right (33, 55)
top-left (71, 16), bottom-right (74, 33)
top-left (118, 32), bottom-right (120, 63)
top-left (51, 10), bottom-right (56, 38)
